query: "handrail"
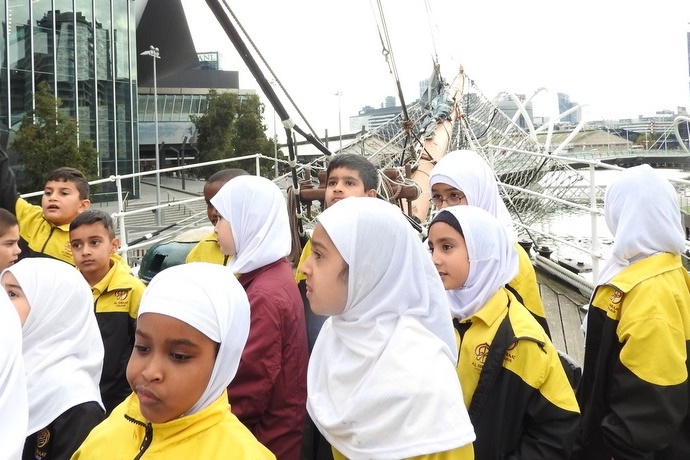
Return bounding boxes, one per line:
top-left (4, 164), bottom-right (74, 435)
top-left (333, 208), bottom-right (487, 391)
top-left (491, 144), bottom-right (690, 286)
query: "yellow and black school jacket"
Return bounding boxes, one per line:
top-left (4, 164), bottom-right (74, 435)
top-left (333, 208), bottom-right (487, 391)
top-left (71, 391), bottom-right (276, 459)
top-left (185, 231), bottom-right (230, 265)
top-left (454, 287), bottom-right (580, 459)
top-left (0, 149), bottom-right (76, 264)
top-left (294, 239), bottom-right (312, 283)
top-left (574, 252), bottom-right (690, 459)
top-left (91, 253), bottom-right (145, 414)
top-left (508, 243), bottom-right (550, 336)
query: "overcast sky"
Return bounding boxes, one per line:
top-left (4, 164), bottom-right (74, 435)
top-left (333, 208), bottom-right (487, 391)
top-left (182, 0), bottom-right (690, 140)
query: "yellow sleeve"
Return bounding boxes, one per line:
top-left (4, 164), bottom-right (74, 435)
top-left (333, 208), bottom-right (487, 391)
top-left (332, 443), bottom-right (474, 460)
top-left (295, 240), bottom-right (312, 283)
top-left (409, 443), bottom-right (474, 460)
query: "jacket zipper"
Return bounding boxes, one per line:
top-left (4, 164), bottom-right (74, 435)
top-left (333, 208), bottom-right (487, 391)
top-left (125, 415), bottom-right (153, 459)
top-left (40, 226), bottom-right (56, 254)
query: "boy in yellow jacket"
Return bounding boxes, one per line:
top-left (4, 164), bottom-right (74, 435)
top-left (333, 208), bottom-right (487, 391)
top-left (0, 148), bottom-right (90, 265)
top-left (69, 209), bottom-right (145, 414)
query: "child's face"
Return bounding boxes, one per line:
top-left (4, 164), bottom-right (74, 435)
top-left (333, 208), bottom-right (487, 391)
top-left (430, 183), bottom-right (468, 208)
top-left (0, 225), bottom-right (21, 271)
top-left (427, 222), bottom-right (470, 290)
top-left (69, 223), bottom-right (118, 282)
top-left (213, 216), bottom-right (236, 256)
top-left (1, 271), bottom-right (30, 325)
top-left (203, 181), bottom-right (225, 226)
top-left (300, 224), bottom-right (349, 315)
top-left (127, 313), bottom-right (217, 424)
top-left (325, 167), bottom-right (376, 207)
top-left (41, 179), bottom-right (90, 226)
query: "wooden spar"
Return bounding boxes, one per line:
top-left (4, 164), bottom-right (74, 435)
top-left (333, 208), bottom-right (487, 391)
top-left (409, 69), bottom-right (465, 223)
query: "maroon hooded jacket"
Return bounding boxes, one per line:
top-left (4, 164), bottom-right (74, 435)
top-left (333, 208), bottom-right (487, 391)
top-left (228, 257), bottom-right (308, 460)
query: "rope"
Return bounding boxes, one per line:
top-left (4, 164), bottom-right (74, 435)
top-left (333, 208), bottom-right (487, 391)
top-left (286, 186), bottom-right (305, 268)
top-left (370, 0), bottom-right (410, 125)
top-left (218, 0), bottom-right (319, 139)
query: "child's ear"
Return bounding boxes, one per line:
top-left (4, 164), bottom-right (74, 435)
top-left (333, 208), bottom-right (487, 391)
top-left (110, 237), bottom-right (120, 253)
top-left (366, 189), bottom-right (377, 198)
top-left (78, 199), bottom-right (91, 212)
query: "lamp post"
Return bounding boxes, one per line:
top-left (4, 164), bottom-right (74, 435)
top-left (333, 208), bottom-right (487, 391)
top-left (270, 80), bottom-right (278, 177)
top-left (273, 113), bottom-right (279, 178)
top-left (335, 91), bottom-right (342, 151)
top-left (140, 45), bottom-right (162, 225)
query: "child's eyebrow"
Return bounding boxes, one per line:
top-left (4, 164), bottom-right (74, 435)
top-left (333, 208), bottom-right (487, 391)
top-left (328, 174), bottom-right (360, 181)
top-left (2, 282), bottom-right (23, 291)
top-left (166, 338), bottom-right (200, 349)
top-left (134, 330), bottom-right (201, 349)
top-left (311, 239), bottom-right (328, 252)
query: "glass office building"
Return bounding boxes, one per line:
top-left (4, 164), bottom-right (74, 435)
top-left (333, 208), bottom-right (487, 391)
top-left (0, 0), bottom-right (138, 195)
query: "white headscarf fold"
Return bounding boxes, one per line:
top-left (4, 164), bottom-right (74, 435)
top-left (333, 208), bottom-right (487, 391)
top-left (140, 262), bottom-right (250, 416)
top-left (435, 206), bottom-right (519, 319)
top-left (2, 258), bottom-right (104, 435)
top-left (307, 197), bottom-right (474, 459)
top-left (210, 175), bottom-right (290, 274)
top-left (599, 164), bottom-right (686, 283)
top-left (430, 149), bottom-right (518, 241)
top-left (0, 290), bottom-right (28, 458)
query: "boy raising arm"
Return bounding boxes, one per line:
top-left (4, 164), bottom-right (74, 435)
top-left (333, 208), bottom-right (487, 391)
top-left (0, 147), bottom-right (90, 265)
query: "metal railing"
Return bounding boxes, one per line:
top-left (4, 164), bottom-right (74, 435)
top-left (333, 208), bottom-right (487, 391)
top-left (490, 145), bottom-right (690, 294)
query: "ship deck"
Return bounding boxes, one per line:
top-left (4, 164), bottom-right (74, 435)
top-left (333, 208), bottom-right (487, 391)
top-left (537, 270), bottom-right (588, 366)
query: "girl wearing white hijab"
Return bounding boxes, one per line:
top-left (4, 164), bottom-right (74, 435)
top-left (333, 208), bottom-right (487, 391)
top-left (573, 165), bottom-right (690, 459)
top-left (72, 263), bottom-right (275, 459)
top-left (210, 175), bottom-right (307, 460)
top-left (1, 258), bottom-right (104, 460)
top-left (429, 149), bottom-right (550, 335)
top-left (301, 197), bottom-right (475, 460)
top-left (0, 290), bottom-right (28, 460)
top-left (428, 206), bottom-right (579, 459)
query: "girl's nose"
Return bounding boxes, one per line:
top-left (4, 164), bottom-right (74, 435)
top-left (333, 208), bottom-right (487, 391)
top-left (141, 358), bottom-right (163, 382)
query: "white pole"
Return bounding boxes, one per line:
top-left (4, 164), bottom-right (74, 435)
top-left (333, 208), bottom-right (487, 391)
top-left (152, 46), bottom-right (161, 226)
top-left (270, 80), bottom-right (278, 177)
top-left (274, 109), bottom-right (278, 177)
top-left (336, 91), bottom-right (342, 152)
top-left (141, 45), bottom-right (162, 226)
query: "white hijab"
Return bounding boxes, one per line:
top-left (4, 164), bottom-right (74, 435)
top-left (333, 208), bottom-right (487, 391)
top-left (308, 197), bottom-right (475, 460)
top-left (2, 258), bottom-right (104, 435)
top-left (598, 164), bottom-right (686, 283)
top-left (430, 149), bottom-right (518, 241)
top-left (139, 262), bottom-right (251, 416)
top-left (434, 206), bottom-right (519, 319)
top-left (210, 175), bottom-right (290, 274)
top-left (0, 290), bottom-right (28, 459)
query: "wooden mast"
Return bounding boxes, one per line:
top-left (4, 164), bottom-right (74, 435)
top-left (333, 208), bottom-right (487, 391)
top-left (409, 68), bottom-right (465, 224)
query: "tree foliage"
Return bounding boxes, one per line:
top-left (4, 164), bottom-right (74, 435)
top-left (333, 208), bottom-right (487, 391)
top-left (11, 81), bottom-right (99, 193)
top-left (191, 90), bottom-right (277, 180)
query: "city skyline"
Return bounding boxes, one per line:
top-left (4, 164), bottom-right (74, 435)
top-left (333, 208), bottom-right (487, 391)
top-left (182, 0), bottom-right (690, 141)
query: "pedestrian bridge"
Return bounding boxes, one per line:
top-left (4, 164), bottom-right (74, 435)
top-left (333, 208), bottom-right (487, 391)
top-left (563, 149), bottom-right (690, 169)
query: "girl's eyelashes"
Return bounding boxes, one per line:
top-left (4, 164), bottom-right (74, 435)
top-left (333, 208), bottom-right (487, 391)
top-left (171, 353), bottom-right (191, 361)
top-left (133, 344), bottom-right (149, 353)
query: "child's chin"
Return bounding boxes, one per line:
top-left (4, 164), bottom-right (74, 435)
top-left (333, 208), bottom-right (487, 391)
top-left (443, 281), bottom-right (462, 290)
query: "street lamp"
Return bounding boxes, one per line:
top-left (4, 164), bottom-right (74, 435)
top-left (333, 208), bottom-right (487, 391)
top-left (270, 80), bottom-right (278, 177)
top-left (140, 45), bottom-right (162, 226)
top-left (335, 91), bottom-right (342, 151)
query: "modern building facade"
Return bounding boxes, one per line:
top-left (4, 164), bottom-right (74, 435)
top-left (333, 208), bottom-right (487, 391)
top-left (136, 0), bottom-right (253, 175)
top-left (0, 0), bottom-right (139, 195)
top-left (557, 93), bottom-right (581, 125)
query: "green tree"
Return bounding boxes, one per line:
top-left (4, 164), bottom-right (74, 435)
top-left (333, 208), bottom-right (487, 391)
top-left (11, 81), bottom-right (98, 193)
top-left (634, 133), bottom-right (659, 149)
top-left (191, 90), bottom-right (277, 180)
